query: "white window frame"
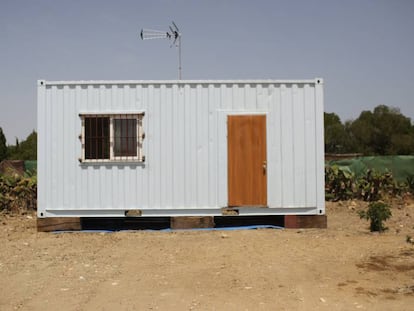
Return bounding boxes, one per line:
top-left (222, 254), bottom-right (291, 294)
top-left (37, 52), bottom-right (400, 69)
top-left (79, 113), bottom-right (145, 163)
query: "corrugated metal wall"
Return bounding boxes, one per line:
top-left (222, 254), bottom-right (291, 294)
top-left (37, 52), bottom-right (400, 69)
top-left (37, 79), bottom-right (324, 217)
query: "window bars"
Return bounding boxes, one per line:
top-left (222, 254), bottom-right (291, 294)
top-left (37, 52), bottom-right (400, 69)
top-left (79, 113), bottom-right (145, 163)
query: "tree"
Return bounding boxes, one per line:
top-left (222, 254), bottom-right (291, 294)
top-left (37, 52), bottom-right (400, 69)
top-left (324, 113), bottom-right (351, 153)
top-left (0, 127), bottom-right (7, 162)
top-left (348, 105), bottom-right (414, 155)
top-left (7, 131), bottom-right (37, 160)
top-left (346, 110), bottom-right (375, 155)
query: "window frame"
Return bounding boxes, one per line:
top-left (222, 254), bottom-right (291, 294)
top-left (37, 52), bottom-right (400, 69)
top-left (79, 113), bottom-right (145, 163)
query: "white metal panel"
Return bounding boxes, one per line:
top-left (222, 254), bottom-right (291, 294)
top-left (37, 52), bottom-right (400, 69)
top-left (36, 81), bottom-right (46, 217)
top-left (304, 84), bottom-right (317, 207)
top-left (315, 80), bottom-right (325, 213)
top-left (183, 84), bottom-right (192, 207)
top-left (292, 84), bottom-right (306, 207)
top-left (208, 84), bottom-right (218, 208)
top-left (280, 84), bottom-right (295, 206)
top-left (37, 79), bottom-right (324, 217)
top-left (268, 84), bottom-right (282, 207)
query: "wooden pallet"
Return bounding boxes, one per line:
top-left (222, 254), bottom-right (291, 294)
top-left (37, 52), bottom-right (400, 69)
top-left (37, 217), bottom-right (81, 232)
top-left (284, 215), bottom-right (327, 229)
top-left (170, 216), bottom-right (215, 229)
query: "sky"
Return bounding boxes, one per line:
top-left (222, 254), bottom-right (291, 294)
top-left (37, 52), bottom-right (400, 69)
top-left (0, 0), bottom-right (413, 143)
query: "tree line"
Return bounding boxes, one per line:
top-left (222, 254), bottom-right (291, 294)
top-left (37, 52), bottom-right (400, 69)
top-left (0, 104), bottom-right (413, 162)
top-left (0, 129), bottom-right (37, 162)
top-left (325, 105), bottom-right (414, 155)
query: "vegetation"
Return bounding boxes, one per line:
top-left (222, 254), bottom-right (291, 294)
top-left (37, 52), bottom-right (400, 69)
top-left (358, 201), bottom-right (392, 232)
top-left (325, 105), bottom-right (414, 155)
top-left (324, 165), bottom-right (354, 201)
top-left (7, 131), bottom-right (37, 160)
top-left (0, 173), bottom-right (37, 212)
top-left (0, 127), bottom-right (7, 162)
top-left (325, 166), bottom-right (410, 202)
top-left (324, 104), bottom-right (412, 235)
top-left (0, 128), bottom-right (37, 213)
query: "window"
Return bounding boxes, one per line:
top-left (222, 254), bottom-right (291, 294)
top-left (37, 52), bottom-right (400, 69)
top-left (85, 117), bottom-right (110, 159)
top-left (80, 113), bottom-right (144, 163)
top-left (114, 118), bottom-right (137, 157)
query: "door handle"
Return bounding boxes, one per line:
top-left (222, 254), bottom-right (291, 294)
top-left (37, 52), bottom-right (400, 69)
top-left (263, 160), bottom-right (267, 175)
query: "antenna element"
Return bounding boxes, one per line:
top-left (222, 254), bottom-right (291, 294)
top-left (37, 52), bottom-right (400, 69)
top-left (140, 22), bottom-right (182, 79)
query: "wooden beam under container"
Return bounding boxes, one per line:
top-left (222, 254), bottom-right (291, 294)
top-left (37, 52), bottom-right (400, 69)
top-left (37, 217), bottom-right (81, 232)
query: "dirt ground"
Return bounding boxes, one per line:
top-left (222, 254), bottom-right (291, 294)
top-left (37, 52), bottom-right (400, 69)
top-left (1, 199), bottom-right (414, 311)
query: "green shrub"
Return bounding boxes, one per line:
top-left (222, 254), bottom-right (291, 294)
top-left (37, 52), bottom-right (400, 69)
top-left (358, 201), bottom-right (392, 232)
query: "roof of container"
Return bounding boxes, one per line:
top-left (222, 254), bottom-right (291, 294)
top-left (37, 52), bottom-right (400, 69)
top-left (38, 79), bottom-right (323, 86)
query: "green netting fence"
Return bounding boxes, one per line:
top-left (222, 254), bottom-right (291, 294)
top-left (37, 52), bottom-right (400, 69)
top-left (24, 161), bottom-right (37, 173)
top-left (326, 156), bottom-right (414, 183)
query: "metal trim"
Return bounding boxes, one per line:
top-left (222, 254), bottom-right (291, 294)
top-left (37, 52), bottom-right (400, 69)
top-left (40, 207), bottom-right (321, 218)
top-left (42, 79), bottom-right (321, 86)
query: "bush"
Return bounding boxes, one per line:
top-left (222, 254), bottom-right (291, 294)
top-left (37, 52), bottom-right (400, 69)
top-left (358, 201), bottom-right (392, 232)
top-left (325, 165), bottom-right (355, 201)
top-left (325, 166), bottom-right (411, 201)
top-left (356, 170), bottom-right (394, 201)
top-left (0, 173), bottom-right (37, 212)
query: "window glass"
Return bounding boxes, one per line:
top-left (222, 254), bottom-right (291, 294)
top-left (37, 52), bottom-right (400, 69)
top-left (114, 119), bottom-right (137, 157)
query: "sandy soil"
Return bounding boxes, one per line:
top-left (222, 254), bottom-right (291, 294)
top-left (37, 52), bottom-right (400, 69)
top-left (0, 199), bottom-right (414, 311)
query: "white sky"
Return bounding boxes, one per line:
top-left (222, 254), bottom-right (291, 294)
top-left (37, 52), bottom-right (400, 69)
top-left (1, 0), bottom-right (413, 143)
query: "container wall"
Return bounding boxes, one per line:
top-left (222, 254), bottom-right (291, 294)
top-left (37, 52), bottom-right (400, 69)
top-left (37, 80), bottom-right (324, 217)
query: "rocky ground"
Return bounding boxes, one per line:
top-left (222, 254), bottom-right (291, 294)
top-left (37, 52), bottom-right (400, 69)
top-left (0, 199), bottom-right (413, 310)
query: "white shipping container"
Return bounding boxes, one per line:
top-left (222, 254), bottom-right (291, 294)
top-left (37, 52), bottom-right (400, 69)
top-left (37, 79), bottom-right (324, 218)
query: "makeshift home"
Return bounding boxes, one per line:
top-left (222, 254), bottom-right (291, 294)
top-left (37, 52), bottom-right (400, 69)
top-left (37, 79), bottom-right (325, 226)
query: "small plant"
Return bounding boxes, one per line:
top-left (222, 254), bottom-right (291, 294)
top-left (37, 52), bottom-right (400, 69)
top-left (358, 201), bottom-right (392, 232)
top-left (406, 235), bottom-right (414, 245)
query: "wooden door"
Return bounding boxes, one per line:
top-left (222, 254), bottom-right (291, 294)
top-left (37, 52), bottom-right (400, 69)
top-left (228, 115), bottom-right (267, 207)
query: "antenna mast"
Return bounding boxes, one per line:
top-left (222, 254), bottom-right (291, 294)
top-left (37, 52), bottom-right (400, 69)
top-left (140, 22), bottom-right (182, 80)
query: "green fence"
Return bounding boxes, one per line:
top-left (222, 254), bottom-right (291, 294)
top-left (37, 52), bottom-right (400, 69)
top-left (326, 156), bottom-right (414, 182)
top-left (24, 161), bottom-right (37, 173)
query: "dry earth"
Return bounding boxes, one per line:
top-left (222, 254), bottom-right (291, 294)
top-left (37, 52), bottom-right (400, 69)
top-left (1, 199), bottom-right (414, 310)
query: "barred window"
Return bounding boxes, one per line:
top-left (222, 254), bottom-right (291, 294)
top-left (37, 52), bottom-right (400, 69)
top-left (85, 117), bottom-right (110, 159)
top-left (114, 118), bottom-right (137, 157)
top-left (80, 113), bottom-right (144, 163)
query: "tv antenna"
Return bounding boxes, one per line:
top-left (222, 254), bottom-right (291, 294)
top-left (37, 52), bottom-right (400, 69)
top-left (140, 21), bottom-right (182, 80)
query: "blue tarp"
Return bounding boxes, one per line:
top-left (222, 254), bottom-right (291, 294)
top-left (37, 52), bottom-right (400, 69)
top-left (53, 224), bottom-right (283, 233)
